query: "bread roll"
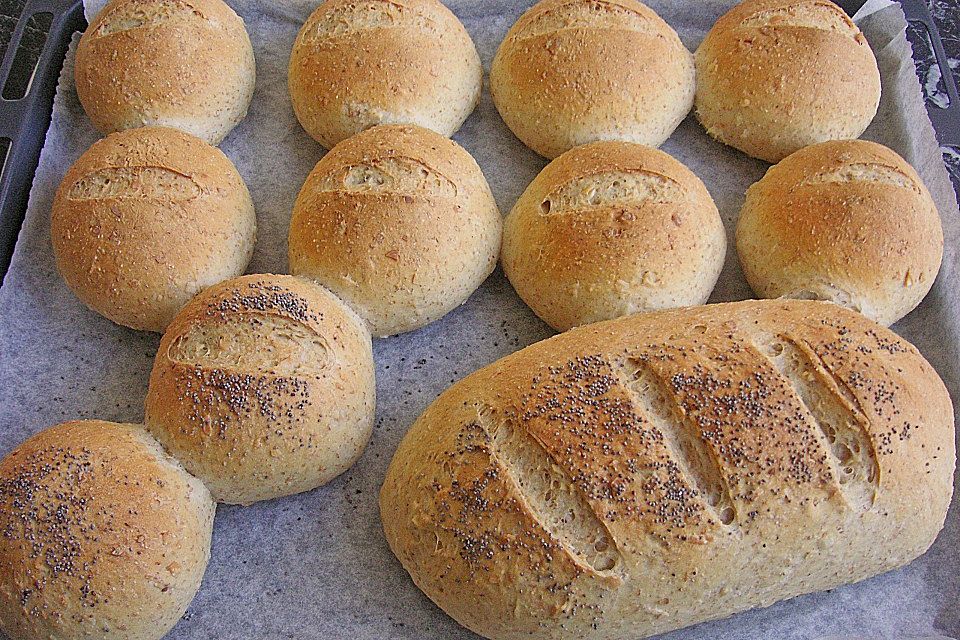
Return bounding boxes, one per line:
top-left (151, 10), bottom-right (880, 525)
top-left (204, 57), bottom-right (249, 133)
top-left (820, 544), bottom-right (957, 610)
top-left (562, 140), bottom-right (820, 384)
top-left (381, 299), bottom-right (954, 640)
top-left (0, 420), bottom-right (215, 640)
top-left (490, 0), bottom-right (695, 159)
top-left (502, 142), bottom-right (726, 331)
top-left (288, 0), bottom-right (481, 149)
top-left (288, 124), bottom-right (502, 337)
top-left (76, 0), bottom-right (255, 145)
top-left (51, 127), bottom-right (256, 333)
top-left (695, 0), bottom-right (881, 163)
top-left (145, 274), bottom-right (376, 505)
top-left (736, 140), bottom-right (943, 326)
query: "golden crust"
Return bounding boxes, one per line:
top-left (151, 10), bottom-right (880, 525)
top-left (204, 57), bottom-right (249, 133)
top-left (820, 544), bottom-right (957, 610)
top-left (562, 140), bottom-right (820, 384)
top-left (694, 0), bottom-right (881, 163)
top-left (502, 141), bottom-right (726, 331)
top-left (736, 139), bottom-right (944, 326)
top-left (490, 0), bottom-right (695, 159)
top-left (288, 125), bottom-right (502, 337)
top-left (75, 0), bottom-right (255, 145)
top-left (0, 420), bottom-right (214, 640)
top-left (145, 274), bottom-right (376, 505)
top-left (381, 299), bottom-right (954, 640)
top-left (51, 127), bottom-right (256, 333)
top-left (288, 0), bottom-right (482, 149)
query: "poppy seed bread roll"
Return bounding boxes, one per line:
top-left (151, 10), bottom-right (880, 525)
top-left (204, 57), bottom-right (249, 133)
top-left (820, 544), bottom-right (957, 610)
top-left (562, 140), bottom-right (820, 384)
top-left (736, 140), bottom-right (943, 326)
top-left (51, 127), bottom-right (256, 333)
top-left (145, 274), bottom-right (376, 505)
top-left (695, 0), bottom-right (881, 163)
top-left (0, 420), bottom-right (215, 640)
top-left (490, 0), bottom-right (695, 159)
top-left (76, 0), bottom-right (256, 145)
top-left (502, 141), bottom-right (726, 332)
top-left (288, 0), bottom-right (482, 149)
top-left (381, 299), bottom-right (954, 640)
top-left (288, 124), bottom-right (502, 337)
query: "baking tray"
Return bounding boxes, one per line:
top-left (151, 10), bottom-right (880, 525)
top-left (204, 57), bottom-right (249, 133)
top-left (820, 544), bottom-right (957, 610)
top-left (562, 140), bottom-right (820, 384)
top-left (0, 1), bottom-right (958, 639)
top-left (0, 0), bottom-right (84, 283)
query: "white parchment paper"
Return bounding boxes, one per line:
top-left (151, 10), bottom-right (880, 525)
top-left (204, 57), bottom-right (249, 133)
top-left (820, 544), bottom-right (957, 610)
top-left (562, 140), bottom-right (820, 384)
top-left (1, 1), bottom-right (958, 638)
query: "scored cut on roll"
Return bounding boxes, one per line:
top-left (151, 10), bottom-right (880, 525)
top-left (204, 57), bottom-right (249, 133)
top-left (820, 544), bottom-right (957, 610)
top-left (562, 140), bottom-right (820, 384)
top-left (51, 127), bottom-right (256, 333)
top-left (490, 0), bottom-right (695, 159)
top-left (736, 139), bottom-right (944, 326)
top-left (381, 299), bottom-right (955, 640)
top-left (0, 420), bottom-right (215, 640)
top-left (145, 274), bottom-right (376, 506)
top-left (76, 0), bottom-right (256, 145)
top-left (502, 141), bottom-right (726, 332)
top-left (288, 124), bottom-right (502, 337)
top-left (288, 0), bottom-right (482, 149)
top-left (694, 0), bottom-right (881, 163)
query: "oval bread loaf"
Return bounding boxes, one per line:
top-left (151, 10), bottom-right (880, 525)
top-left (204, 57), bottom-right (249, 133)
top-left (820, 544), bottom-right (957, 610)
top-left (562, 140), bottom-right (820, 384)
top-left (490, 0), bottom-right (695, 159)
top-left (76, 0), bottom-right (256, 145)
top-left (694, 0), bottom-right (881, 163)
top-left (502, 141), bottom-right (726, 331)
top-left (736, 139), bottom-right (944, 326)
top-left (381, 299), bottom-right (955, 640)
top-left (145, 274), bottom-right (376, 505)
top-left (0, 420), bottom-right (215, 640)
top-left (288, 124), bottom-right (502, 337)
top-left (51, 127), bottom-right (256, 333)
top-left (288, 0), bottom-right (482, 149)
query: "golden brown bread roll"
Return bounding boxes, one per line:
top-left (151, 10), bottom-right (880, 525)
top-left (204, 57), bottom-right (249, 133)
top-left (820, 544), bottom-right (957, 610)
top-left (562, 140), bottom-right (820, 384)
top-left (76, 0), bottom-right (256, 145)
top-left (288, 0), bottom-right (482, 149)
top-left (490, 0), bottom-right (695, 159)
top-left (51, 127), bottom-right (256, 333)
top-left (288, 124), bottom-right (502, 337)
top-left (736, 139), bottom-right (944, 326)
top-left (695, 0), bottom-right (881, 163)
top-left (0, 420), bottom-right (215, 640)
top-left (145, 274), bottom-right (376, 505)
top-left (381, 299), bottom-right (954, 640)
top-left (502, 141), bottom-right (726, 331)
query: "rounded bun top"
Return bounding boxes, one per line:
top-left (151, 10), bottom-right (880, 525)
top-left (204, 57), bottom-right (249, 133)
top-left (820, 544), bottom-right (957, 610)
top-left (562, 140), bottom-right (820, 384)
top-left (0, 420), bottom-right (214, 640)
top-left (289, 0), bottom-right (482, 149)
top-left (51, 126), bottom-right (256, 333)
top-left (736, 139), bottom-right (943, 326)
top-left (490, 0), bottom-right (695, 158)
top-left (502, 141), bottom-right (726, 331)
top-left (76, 0), bottom-right (256, 145)
top-left (288, 124), bottom-right (502, 337)
top-left (145, 274), bottom-right (376, 505)
top-left (695, 0), bottom-right (881, 163)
